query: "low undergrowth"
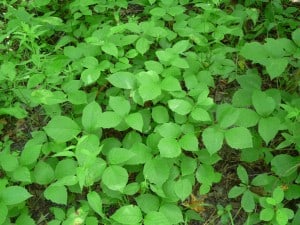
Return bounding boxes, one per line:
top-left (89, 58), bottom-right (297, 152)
top-left (0, 0), bottom-right (300, 225)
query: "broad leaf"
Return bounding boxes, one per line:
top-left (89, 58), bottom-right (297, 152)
top-left (109, 96), bottom-right (130, 116)
top-left (179, 133), bottom-right (199, 151)
top-left (258, 117), bottom-right (281, 145)
top-left (202, 127), bottom-right (224, 155)
top-left (174, 178), bottom-right (192, 201)
top-left (159, 204), bottom-right (184, 224)
top-left (125, 112), bottom-right (144, 132)
top-left (158, 137), bottom-right (181, 158)
top-left (1, 186), bottom-right (32, 205)
top-left (143, 157), bottom-right (171, 186)
top-left (82, 101), bottom-right (102, 132)
top-left (44, 185), bottom-right (67, 205)
top-left (111, 205), bottom-right (142, 225)
top-left (107, 72), bottom-right (135, 89)
top-left (98, 111), bottom-right (122, 128)
top-left (135, 194), bottom-right (160, 213)
top-left (252, 90), bottom-right (276, 117)
top-left (225, 127), bottom-right (253, 149)
top-left (144, 211), bottom-right (171, 225)
top-left (168, 99), bottom-right (193, 115)
top-left (44, 116), bottom-right (81, 142)
top-left (102, 165), bottom-right (128, 191)
top-left (87, 191), bottom-right (103, 216)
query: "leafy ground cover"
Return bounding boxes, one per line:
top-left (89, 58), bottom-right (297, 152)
top-left (0, 0), bottom-right (300, 224)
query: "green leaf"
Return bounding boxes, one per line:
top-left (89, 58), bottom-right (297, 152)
top-left (172, 40), bottom-right (190, 53)
top-left (102, 42), bottom-right (118, 57)
top-left (235, 108), bottom-right (259, 127)
top-left (44, 185), bottom-right (68, 205)
top-left (159, 204), bottom-right (184, 224)
top-left (150, 7), bottom-right (166, 17)
top-left (44, 116), bottom-right (81, 142)
top-left (136, 37), bottom-right (150, 55)
top-left (111, 205), bottom-right (142, 225)
top-left (33, 161), bottom-right (55, 185)
top-left (260, 208), bottom-right (274, 221)
top-left (82, 101), bottom-right (102, 132)
top-left (168, 99), bottom-right (193, 115)
top-left (139, 83), bottom-right (161, 102)
top-left (0, 106), bottom-right (28, 119)
top-left (81, 68), bottom-right (101, 86)
top-left (271, 154), bottom-right (299, 177)
top-left (135, 194), bottom-right (160, 213)
top-left (144, 211), bottom-right (171, 225)
top-left (98, 111), bottom-right (122, 128)
top-left (258, 117), bottom-right (281, 145)
top-left (216, 104), bottom-right (240, 129)
top-left (1, 186), bottom-right (32, 205)
top-left (54, 159), bottom-right (77, 179)
top-left (143, 157), bottom-right (171, 186)
top-left (240, 42), bottom-right (268, 63)
top-left (237, 165), bottom-right (249, 184)
top-left (0, 153), bottom-right (18, 172)
top-left (225, 127), bottom-right (253, 149)
top-left (196, 164), bottom-right (221, 194)
top-left (276, 208), bottom-right (289, 225)
top-left (161, 76), bottom-right (182, 92)
top-left (13, 166), bottom-right (31, 182)
top-left (265, 58), bottom-right (289, 79)
top-left (20, 141), bottom-right (42, 165)
top-left (125, 112), bottom-right (144, 132)
top-left (292, 28), bottom-right (300, 46)
top-left (180, 156), bottom-right (197, 176)
top-left (156, 122), bottom-right (181, 138)
top-left (252, 90), bottom-right (276, 117)
top-left (87, 191), bottom-right (103, 216)
top-left (0, 202), bottom-right (8, 224)
top-left (174, 178), bottom-right (192, 201)
top-left (107, 72), bottom-right (135, 89)
top-left (171, 57), bottom-right (189, 68)
top-left (31, 90), bottom-right (67, 105)
top-left (272, 187), bottom-right (284, 204)
top-left (107, 148), bottom-right (135, 164)
top-left (241, 190), bottom-right (255, 212)
top-left (102, 165), bottom-right (128, 191)
top-left (158, 137), bottom-right (181, 158)
top-left (202, 127), bottom-right (224, 155)
top-left (15, 214), bottom-right (35, 225)
top-left (152, 106), bottom-right (169, 123)
top-left (191, 107), bottom-right (211, 122)
top-left (179, 133), bottom-right (199, 151)
top-left (228, 186), bottom-right (247, 198)
top-left (109, 96), bottom-right (130, 116)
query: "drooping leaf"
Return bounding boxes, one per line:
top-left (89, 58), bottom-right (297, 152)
top-left (44, 116), bottom-right (81, 142)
